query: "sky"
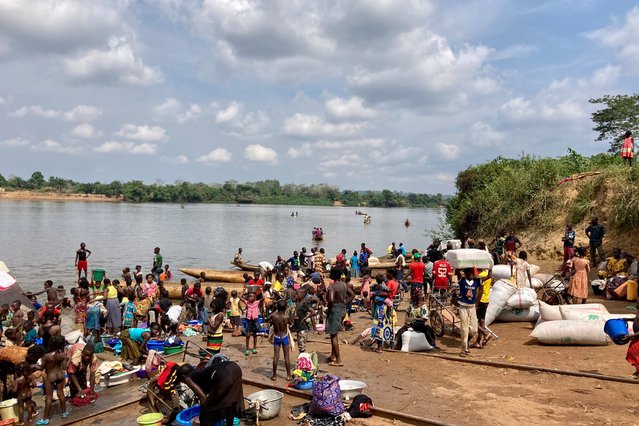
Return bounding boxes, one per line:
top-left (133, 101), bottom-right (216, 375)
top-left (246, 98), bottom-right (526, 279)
top-left (0, 1), bottom-right (638, 194)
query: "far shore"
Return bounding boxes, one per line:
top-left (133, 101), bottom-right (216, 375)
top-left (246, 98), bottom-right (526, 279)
top-left (0, 190), bottom-right (122, 202)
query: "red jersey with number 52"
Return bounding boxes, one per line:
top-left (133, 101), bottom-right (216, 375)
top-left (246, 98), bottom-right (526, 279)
top-left (433, 259), bottom-right (452, 289)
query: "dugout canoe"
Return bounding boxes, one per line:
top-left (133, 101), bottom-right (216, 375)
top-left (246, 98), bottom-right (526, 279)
top-left (179, 268), bottom-right (247, 283)
top-left (230, 259), bottom-right (261, 273)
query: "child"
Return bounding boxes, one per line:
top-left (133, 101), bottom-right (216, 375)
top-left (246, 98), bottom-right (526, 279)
top-left (14, 361), bottom-right (37, 424)
top-left (206, 299), bottom-right (226, 356)
top-left (292, 289), bottom-right (316, 354)
top-left (122, 267), bottom-right (132, 286)
top-left (228, 290), bottom-right (243, 337)
top-left (56, 286), bottom-right (71, 308)
top-left (5, 328), bottom-right (22, 346)
top-left (201, 287), bottom-right (213, 334)
top-left (180, 278), bottom-right (189, 300)
top-left (164, 265), bottom-right (173, 281)
top-left (38, 335), bottom-right (68, 424)
top-left (121, 287), bottom-right (137, 329)
top-left (262, 283), bottom-right (273, 318)
top-left (243, 292), bottom-right (260, 356)
top-left (626, 305), bottom-right (639, 377)
top-left (350, 251), bottom-right (360, 278)
top-left (270, 300), bottom-right (292, 381)
top-left (23, 320), bottom-right (37, 346)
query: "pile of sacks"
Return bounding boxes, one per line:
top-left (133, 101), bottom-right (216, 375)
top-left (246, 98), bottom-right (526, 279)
top-left (485, 279), bottom-right (540, 325)
top-left (529, 302), bottom-right (634, 345)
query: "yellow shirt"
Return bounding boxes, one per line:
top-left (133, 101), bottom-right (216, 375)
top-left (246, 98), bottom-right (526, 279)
top-left (478, 270), bottom-right (492, 304)
top-left (229, 297), bottom-right (241, 316)
top-left (106, 286), bottom-right (118, 299)
top-left (273, 280), bottom-right (284, 293)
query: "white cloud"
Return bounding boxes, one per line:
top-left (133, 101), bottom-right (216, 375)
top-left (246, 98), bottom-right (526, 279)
top-left (70, 123), bottom-right (101, 139)
top-left (115, 124), bottom-right (167, 141)
top-left (65, 37), bottom-right (163, 86)
top-left (435, 143), bottom-right (459, 161)
top-left (93, 141), bottom-right (158, 155)
top-left (197, 148), bottom-right (232, 163)
top-left (0, 0), bottom-right (122, 57)
top-left (63, 105), bottom-right (102, 122)
top-left (325, 96), bottom-right (375, 119)
top-left (8, 104), bottom-right (101, 121)
top-left (215, 102), bottom-right (241, 123)
top-left (314, 138), bottom-right (385, 150)
top-left (588, 7), bottom-right (639, 69)
top-left (319, 154), bottom-right (360, 169)
top-left (30, 139), bottom-right (75, 154)
top-left (287, 143), bottom-right (312, 159)
top-left (1, 137), bottom-right (29, 147)
top-left (0, 96), bottom-right (9, 105)
top-left (153, 98), bottom-right (203, 124)
top-left (161, 155), bottom-right (189, 164)
top-left (9, 105), bottom-right (60, 118)
top-left (500, 97), bottom-right (535, 121)
top-left (244, 144), bottom-right (277, 162)
top-left (282, 113), bottom-right (366, 138)
top-left (468, 121), bottom-right (505, 147)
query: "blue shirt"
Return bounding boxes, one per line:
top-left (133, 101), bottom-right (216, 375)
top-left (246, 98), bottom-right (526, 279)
top-left (458, 278), bottom-right (480, 306)
top-left (350, 256), bottom-right (359, 269)
top-left (129, 328), bottom-right (150, 343)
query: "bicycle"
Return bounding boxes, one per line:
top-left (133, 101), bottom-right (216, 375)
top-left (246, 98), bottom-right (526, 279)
top-left (427, 287), bottom-right (461, 337)
top-left (539, 273), bottom-right (572, 305)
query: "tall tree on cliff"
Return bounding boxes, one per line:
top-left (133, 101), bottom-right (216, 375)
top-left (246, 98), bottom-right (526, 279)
top-left (589, 94), bottom-right (639, 153)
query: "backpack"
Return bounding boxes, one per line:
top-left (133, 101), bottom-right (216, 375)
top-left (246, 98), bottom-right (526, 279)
top-left (348, 394), bottom-right (373, 418)
top-left (309, 374), bottom-right (344, 416)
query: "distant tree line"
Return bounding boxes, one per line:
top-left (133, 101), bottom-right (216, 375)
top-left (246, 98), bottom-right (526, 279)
top-left (0, 171), bottom-right (448, 208)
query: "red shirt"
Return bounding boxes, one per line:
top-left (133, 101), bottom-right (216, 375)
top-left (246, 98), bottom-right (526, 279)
top-left (185, 287), bottom-right (202, 298)
top-left (248, 278), bottom-right (264, 286)
top-left (386, 279), bottom-right (398, 300)
top-left (433, 259), bottom-right (452, 289)
top-left (408, 261), bottom-right (425, 283)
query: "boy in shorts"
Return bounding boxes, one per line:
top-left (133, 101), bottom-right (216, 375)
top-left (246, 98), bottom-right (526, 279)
top-left (270, 300), bottom-right (292, 381)
top-left (228, 290), bottom-right (243, 337)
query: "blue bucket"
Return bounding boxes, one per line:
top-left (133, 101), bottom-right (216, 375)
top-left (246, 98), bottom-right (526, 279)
top-left (294, 380), bottom-right (314, 390)
top-left (146, 339), bottom-right (164, 352)
top-left (604, 319), bottom-right (631, 345)
top-left (176, 405), bottom-right (240, 426)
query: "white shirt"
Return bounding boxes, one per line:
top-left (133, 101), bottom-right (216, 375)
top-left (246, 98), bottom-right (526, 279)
top-left (167, 305), bottom-right (182, 324)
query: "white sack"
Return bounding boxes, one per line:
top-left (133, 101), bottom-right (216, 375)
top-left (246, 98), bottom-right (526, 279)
top-left (496, 303), bottom-right (540, 322)
top-left (485, 279), bottom-right (516, 326)
top-left (530, 320), bottom-right (609, 346)
top-left (590, 279), bottom-right (605, 291)
top-left (529, 264), bottom-right (541, 276)
top-left (506, 287), bottom-right (537, 309)
top-left (400, 328), bottom-right (434, 352)
top-left (530, 277), bottom-right (544, 290)
top-left (492, 265), bottom-right (512, 281)
top-left (533, 273), bottom-right (554, 285)
top-left (446, 249), bottom-right (494, 270)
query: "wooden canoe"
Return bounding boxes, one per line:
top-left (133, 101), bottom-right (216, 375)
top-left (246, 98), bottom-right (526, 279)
top-left (179, 268), bottom-right (247, 283)
top-left (230, 260), bottom-right (261, 273)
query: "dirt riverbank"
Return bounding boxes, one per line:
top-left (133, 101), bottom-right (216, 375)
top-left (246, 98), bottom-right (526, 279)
top-left (0, 190), bottom-right (122, 202)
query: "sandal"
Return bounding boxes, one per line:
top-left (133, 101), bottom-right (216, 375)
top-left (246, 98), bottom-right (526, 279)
top-left (252, 349), bottom-right (257, 354)
top-left (61, 411), bottom-right (69, 418)
top-left (244, 349), bottom-right (250, 356)
top-left (36, 419), bottom-right (50, 425)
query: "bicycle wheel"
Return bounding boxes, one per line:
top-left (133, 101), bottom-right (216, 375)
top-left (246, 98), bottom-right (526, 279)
top-left (430, 311), bottom-right (445, 337)
top-left (542, 289), bottom-right (562, 306)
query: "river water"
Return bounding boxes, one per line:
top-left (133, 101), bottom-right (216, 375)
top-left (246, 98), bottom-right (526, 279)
top-left (0, 201), bottom-right (444, 292)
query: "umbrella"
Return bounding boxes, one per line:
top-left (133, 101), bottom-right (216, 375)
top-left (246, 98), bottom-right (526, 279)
top-left (0, 271), bottom-right (16, 290)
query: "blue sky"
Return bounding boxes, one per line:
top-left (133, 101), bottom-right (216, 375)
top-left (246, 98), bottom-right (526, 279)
top-left (0, 1), bottom-right (637, 194)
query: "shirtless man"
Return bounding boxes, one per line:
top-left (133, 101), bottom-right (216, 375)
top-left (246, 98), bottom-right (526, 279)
top-left (38, 335), bottom-right (68, 424)
top-left (326, 268), bottom-right (355, 367)
top-left (74, 243), bottom-right (92, 280)
top-left (269, 300), bottom-right (292, 381)
top-left (31, 281), bottom-right (58, 306)
top-left (14, 361), bottom-right (37, 424)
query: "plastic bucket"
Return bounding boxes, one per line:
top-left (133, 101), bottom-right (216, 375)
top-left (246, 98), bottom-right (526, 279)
top-left (604, 318), bottom-right (631, 345)
top-left (163, 344), bottom-right (184, 355)
top-left (146, 340), bottom-right (164, 353)
top-left (136, 412), bottom-right (164, 426)
top-left (92, 268), bottom-right (106, 282)
top-left (0, 399), bottom-right (18, 421)
top-left (176, 405), bottom-right (199, 425)
top-left (627, 280), bottom-right (638, 301)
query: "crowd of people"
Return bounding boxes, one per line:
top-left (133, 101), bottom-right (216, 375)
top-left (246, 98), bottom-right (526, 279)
top-left (3, 228), bottom-right (639, 424)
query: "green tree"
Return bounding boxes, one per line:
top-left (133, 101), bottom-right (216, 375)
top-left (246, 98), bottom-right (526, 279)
top-left (48, 176), bottom-right (67, 192)
top-left (28, 171), bottom-right (46, 189)
top-left (0, 173), bottom-right (6, 187)
top-left (589, 94), bottom-right (639, 153)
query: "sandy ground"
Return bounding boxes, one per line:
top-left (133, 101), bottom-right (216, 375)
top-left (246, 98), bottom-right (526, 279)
top-left (0, 190), bottom-right (121, 202)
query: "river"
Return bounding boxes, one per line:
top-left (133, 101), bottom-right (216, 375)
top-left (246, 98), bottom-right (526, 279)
top-left (0, 201), bottom-right (445, 292)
